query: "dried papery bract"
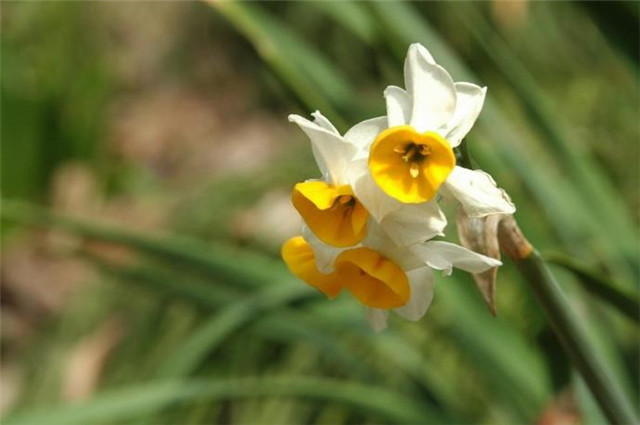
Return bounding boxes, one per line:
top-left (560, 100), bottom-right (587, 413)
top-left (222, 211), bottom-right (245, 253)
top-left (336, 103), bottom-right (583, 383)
top-left (457, 211), bottom-right (504, 315)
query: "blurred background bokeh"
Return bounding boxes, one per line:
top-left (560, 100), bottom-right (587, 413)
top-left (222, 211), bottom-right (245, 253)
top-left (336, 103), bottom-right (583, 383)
top-left (1, 1), bottom-right (638, 424)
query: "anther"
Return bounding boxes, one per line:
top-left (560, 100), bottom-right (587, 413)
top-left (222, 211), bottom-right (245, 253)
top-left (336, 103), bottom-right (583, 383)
top-left (419, 144), bottom-right (431, 156)
top-left (338, 195), bottom-right (352, 205)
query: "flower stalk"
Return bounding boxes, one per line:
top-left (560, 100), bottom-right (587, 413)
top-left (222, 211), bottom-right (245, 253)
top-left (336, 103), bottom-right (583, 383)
top-left (498, 216), bottom-right (638, 425)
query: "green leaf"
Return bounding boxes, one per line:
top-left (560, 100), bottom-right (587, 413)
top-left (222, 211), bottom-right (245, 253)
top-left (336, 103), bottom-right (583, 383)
top-left (309, 1), bottom-right (376, 44)
top-left (157, 284), bottom-right (312, 378)
top-left (5, 376), bottom-right (435, 425)
top-left (1, 199), bottom-right (293, 291)
top-left (544, 252), bottom-right (640, 324)
top-left (207, 1), bottom-right (354, 128)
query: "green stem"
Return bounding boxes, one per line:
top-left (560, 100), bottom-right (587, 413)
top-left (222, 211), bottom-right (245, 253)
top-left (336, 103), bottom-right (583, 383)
top-left (543, 252), bottom-right (640, 324)
top-left (515, 251), bottom-right (638, 425)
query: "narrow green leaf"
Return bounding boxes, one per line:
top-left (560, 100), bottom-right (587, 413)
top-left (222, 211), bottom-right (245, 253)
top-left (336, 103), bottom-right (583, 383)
top-left (544, 253), bottom-right (640, 324)
top-left (6, 376), bottom-right (435, 425)
top-left (309, 1), bottom-right (376, 44)
top-left (81, 252), bottom-right (240, 310)
top-left (157, 284), bottom-right (311, 378)
top-left (207, 1), bottom-right (353, 127)
top-left (1, 199), bottom-right (292, 290)
top-left (437, 278), bottom-right (551, 419)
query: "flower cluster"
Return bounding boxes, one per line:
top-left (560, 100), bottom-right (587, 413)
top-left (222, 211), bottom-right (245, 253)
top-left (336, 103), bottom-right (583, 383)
top-left (282, 43), bottom-right (515, 331)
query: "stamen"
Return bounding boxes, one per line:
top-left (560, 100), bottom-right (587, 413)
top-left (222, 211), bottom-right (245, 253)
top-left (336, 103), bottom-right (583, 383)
top-left (419, 144), bottom-right (432, 156)
top-left (402, 145), bottom-right (418, 163)
top-left (393, 145), bottom-right (406, 154)
top-left (338, 195), bottom-right (352, 205)
top-left (409, 163), bottom-right (420, 178)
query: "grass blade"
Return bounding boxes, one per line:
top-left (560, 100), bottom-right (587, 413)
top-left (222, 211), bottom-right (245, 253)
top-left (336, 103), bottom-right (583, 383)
top-left (5, 376), bottom-right (435, 425)
top-left (157, 284), bottom-right (311, 378)
top-left (206, 1), bottom-right (353, 127)
top-left (544, 253), bottom-right (640, 324)
top-left (1, 199), bottom-right (291, 290)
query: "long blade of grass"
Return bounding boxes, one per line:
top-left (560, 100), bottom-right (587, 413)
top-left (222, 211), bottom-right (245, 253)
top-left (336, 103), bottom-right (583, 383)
top-left (308, 1), bottom-right (376, 44)
top-left (1, 199), bottom-right (289, 290)
top-left (205, 0), bottom-right (353, 128)
top-left (438, 276), bottom-right (551, 419)
top-left (5, 376), bottom-right (436, 425)
top-left (544, 252), bottom-right (640, 324)
top-left (157, 283), bottom-right (311, 378)
top-left (80, 251), bottom-right (240, 310)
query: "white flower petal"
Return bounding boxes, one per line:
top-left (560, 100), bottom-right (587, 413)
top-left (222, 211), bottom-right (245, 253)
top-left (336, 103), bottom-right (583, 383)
top-left (404, 44), bottom-right (456, 132)
top-left (302, 224), bottom-right (344, 274)
top-left (443, 83), bottom-right (487, 147)
top-left (311, 110), bottom-right (340, 135)
top-left (381, 200), bottom-right (447, 246)
top-left (289, 114), bottom-right (356, 185)
top-left (394, 267), bottom-right (435, 321)
top-left (344, 116), bottom-right (388, 158)
top-left (363, 222), bottom-right (424, 271)
top-left (384, 85), bottom-right (411, 127)
top-left (351, 170), bottom-right (403, 221)
top-left (444, 167), bottom-right (516, 217)
top-left (410, 240), bottom-right (502, 276)
top-left (367, 308), bottom-right (388, 333)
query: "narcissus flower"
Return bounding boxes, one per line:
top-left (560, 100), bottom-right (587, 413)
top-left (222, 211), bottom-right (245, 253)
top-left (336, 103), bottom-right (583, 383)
top-left (362, 43), bottom-right (515, 216)
top-left (289, 112), bottom-right (368, 247)
top-left (283, 42), bottom-right (516, 331)
top-left (282, 223), bottom-right (501, 331)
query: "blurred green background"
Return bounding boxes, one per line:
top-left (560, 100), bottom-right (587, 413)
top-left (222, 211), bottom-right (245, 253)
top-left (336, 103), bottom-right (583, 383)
top-left (1, 1), bottom-right (638, 424)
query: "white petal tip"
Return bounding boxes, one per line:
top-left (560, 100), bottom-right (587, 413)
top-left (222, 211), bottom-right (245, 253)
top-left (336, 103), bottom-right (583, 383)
top-left (383, 85), bottom-right (400, 96)
top-left (489, 259), bottom-right (502, 267)
top-left (367, 309), bottom-right (389, 333)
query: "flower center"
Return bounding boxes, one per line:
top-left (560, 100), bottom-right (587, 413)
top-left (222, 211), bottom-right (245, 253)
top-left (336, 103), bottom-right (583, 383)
top-left (292, 182), bottom-right (369, 247)
top-left (335, 194), bottom-right (356, 208)
top-left (395, 142), bottom-right (433, 178)
top-left (368, 126), bottom-right (456, 203)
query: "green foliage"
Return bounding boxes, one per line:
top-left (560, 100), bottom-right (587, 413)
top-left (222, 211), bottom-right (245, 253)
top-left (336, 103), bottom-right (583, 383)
top-left (2, 2), bottom-right (638, 424)
top-left (1, 2), bottom-right (111, 201)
